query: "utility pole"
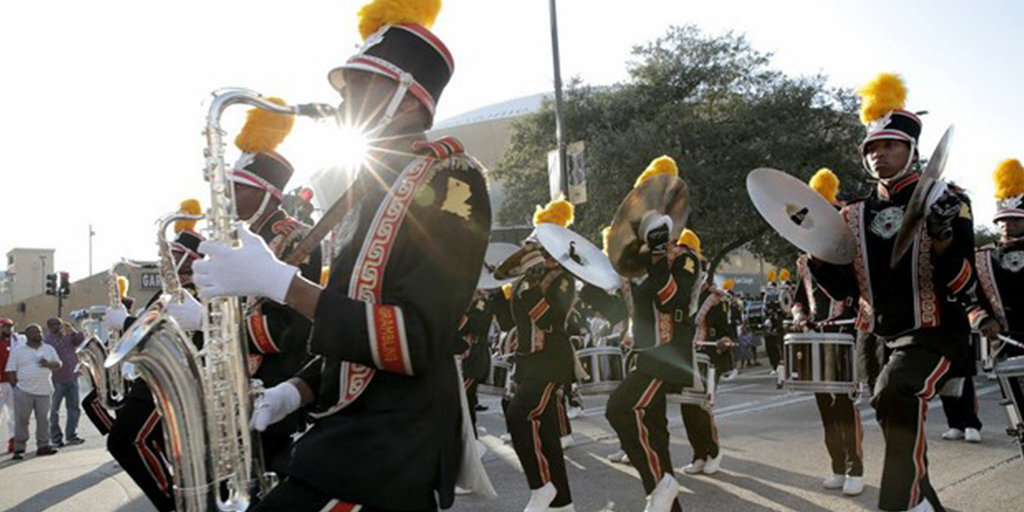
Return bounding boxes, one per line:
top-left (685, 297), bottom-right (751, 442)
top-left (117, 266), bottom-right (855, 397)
top-left (549, 0), bottom-right (568, 197)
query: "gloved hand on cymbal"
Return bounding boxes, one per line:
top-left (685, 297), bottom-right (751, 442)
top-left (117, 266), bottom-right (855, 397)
top-left (193, 225), bottom-right (299, 304)
top-left (164, 293), bottom-right (205, 331)
top-left (103, 304), bottom-right (128, 332)
top-left (251, 381), bottom-right (302, 432)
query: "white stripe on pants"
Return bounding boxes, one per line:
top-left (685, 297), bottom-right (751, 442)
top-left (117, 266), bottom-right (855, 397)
top-left (14, 387), bottom-right (51, 452)
top-left (0, 382), bottom-right (14, 441)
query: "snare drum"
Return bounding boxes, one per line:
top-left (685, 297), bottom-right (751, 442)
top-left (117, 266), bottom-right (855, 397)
top-left (972, 331), bottom-right (993, 373)
top-left (782, 333), bottom-right (857, 394)
top-left (576, 347), bottom-right (625, 395)
top-left (994, 356), bottom-right (1024, 457)
top-left (480, 356), bottom-right (513, 397)
top-left (669, 353), bottom-right (716, 408)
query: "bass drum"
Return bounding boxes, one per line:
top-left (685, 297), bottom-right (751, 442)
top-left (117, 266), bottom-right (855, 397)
top-left (479, 356), bottom-right (513, 397)
top-left (576, 347), bottom-right (625, 395)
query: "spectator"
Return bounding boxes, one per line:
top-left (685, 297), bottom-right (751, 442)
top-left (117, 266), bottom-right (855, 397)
top-left (44, 318), bottom-right (85, 446)
top-left (1, 318), bottom-right (27, 453)
top-left (6, 324), bottom-right (61, 459)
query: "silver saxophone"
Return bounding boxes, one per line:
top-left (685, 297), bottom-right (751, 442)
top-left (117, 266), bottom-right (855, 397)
top-left (78, 262), bottom-right (138, 410)
top-left (107, 88), bottom-right (333, 511)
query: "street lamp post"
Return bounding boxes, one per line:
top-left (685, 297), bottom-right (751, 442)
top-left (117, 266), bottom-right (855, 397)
top-left (549, 0), bottom-right (568, 197)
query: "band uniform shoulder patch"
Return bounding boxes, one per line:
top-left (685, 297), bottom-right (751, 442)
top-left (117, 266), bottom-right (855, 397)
top-left (683, 257), bottom-right (696, 274)
top-left (441, 177), bottom-right (473, 220)
top-left (560, 278), bottom-right (569, 293)
top-left (959, 202), bottom-right (972, 219)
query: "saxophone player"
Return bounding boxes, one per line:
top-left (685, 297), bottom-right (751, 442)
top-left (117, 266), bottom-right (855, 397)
top-left (194, 1), bottom-right (491, 510)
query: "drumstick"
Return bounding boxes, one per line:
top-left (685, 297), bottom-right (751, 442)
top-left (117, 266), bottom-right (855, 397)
top-left (998, 334), bottom-right (1024, 350)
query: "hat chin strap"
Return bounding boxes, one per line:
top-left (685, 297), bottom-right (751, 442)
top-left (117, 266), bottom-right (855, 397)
top-left (242, 190), bottom-right (274, 226)
top-left (363, 72), bottom-right (415, 140)
top-left (862, 139), bottom-right (917, 184)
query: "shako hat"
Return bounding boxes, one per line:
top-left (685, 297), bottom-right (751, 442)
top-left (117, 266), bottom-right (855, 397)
top-left (994, 158), bottom-right (1024, 222)
top-left (231, 97), bottom-right (295, 201)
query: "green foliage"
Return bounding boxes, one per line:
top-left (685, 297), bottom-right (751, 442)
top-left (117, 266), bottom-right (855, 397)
top-left (975, 225), bottom-right (999, 248)
top-left (492, 25), bottom-right (869, 274)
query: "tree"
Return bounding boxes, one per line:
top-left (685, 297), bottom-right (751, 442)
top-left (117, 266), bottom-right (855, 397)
top-left (492, 25), bottom-right (870, 277)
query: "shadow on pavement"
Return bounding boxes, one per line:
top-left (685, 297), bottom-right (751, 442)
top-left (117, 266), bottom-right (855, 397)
top-left (8, 459), bottom-right (121, 511)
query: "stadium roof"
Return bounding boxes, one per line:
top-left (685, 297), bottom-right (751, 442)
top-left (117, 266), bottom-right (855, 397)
top-left (433, 93), bottom-right (550, 130)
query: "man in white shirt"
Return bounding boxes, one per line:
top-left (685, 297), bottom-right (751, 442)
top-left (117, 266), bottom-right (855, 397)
top-left (5, 324), bottom-right (61, 459)
top-left (0, 318), bottom-right (26, 453)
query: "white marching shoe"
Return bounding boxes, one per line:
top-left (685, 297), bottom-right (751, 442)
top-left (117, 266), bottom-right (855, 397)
top-left (842, 476), bottom-right (864, 496)
top-left (822, 474), bottom-right (845, 490)
top-left (907, 498), bottom-right (936, 512)
top-left (608, 449), bottom-right (630, 464)
top-left (549, 505), bottom-right (575, 512)
top-left (964, 427), bottom-right (982, 443)
top-left (643, 474), bottom-right (681, 512)
top-left (682, 459), bottom-right (706, 474)
top-left (523, 482), bottom-right (557, 512)
top-left (941, 428), bottom-right (964, 440)
top-left (703, 453), bottom-right (723, 475)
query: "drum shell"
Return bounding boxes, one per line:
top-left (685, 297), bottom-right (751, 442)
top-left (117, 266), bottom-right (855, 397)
top-left (996, 357), bottom-right (1024, 435)
top-left (479, 357), bottom-right (513, 397)
top-left (576, 347), bottom-right (625, 395)
top-left (669, 353), bottom-right (715, 408)
top-left (783, 333), bottom-right (856, 394)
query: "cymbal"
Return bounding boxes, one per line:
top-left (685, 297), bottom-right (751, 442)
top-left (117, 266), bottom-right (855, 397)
top-left (477, 243), bottom-right (520, 289)
top-left (746, 168), bottom-right (857, 265)
top-left (534, 224), bottom-right (621, 292)
top-left (607, 173), bottom-right (690, 277)
top-left (890, 125), bottom-right (954, 268)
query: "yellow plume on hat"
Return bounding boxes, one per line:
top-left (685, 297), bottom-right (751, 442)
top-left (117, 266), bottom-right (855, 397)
top-left (235, 97), bottom-right (294, 154)
top-left (117, 276), bottom-right (129, 299)
top-left (634, 155), bottom-right (678, 188)
top-left (994, 158), bottom-right (1024, 200)
top-left (358, 0), bottom-right (442, 40)
top-left (676, 229), bottom-right (702, 257)
top-left (857, 73), bottom-right (907, 125)
top-left (533, 195), bottom-right (575, 228)
top-left (809, 168), bottom-right (840, 205)
top-left (601, 226), bottom-right (612, 255)
top-left (723, 278), bottom-right (736, 291)
top-left (174, 198), bottom-right (202, 233)
top-left (766, 270), bottom-right (777, 282)
top-left (779, 268), bottom-right (791, 281)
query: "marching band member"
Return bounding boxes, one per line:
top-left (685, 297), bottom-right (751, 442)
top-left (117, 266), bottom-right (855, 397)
top-left (678, 230), bottom-right (726, 477)
top-left (230, 99), bottom-right (323, 473)
top-left (100, 205), bottom-right (207, 512)
top-left (791, 168), bottom-right (865, 496)
top-left (457, 289), bottom-right (495, 432)
top-left (194, 0), bottom-right (493, 509)
top-left (605, 156), bottom-right (695, 512)
top-left (502, 198), bottom-right (578, 512)
top-left (976, 158), bottom-right (1024, 359)
top-left (809, 73), bottom-right (1000, 512)
top-left (762, 270), bottom-right (785, 374)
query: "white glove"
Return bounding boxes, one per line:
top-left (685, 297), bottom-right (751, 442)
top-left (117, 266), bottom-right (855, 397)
top-left (251, 381), bottom-right (302, 432)
top-left (193, 225), bottom-right (299, 304)
top-left (103, 305), bottom-right (128, 332)
top-left (164, 293), bottom-right (205, 331)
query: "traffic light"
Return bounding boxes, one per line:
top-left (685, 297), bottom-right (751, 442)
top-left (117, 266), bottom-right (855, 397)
top-left (59, 272), bottom-right (70, 297)
top-left (45, 273), bottom-right (58, 296)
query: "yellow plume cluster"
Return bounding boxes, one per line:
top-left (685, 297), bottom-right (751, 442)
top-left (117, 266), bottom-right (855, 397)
top-left (766, 270), bottom-right (777, 282)
top-left (676, 229), bottom-right (702, 257)
top-left (809, 168), bottom-right (840, 205)
top-left (994, 158), bottom-right (1024, 200)
top-left (235, 97), bottom-right (294, 154)
top-left (174, 198), bottom-right (202, 233)
top-left (533, 196), bottom-right (575, 227)
top-left (723, 278), bottom-right (735, 291)
top-left (358, 0), bottom-right (442, 40)
top-left (634, 155), bottom-right (679, 188)
top-left (117, 276), bottom-right (129, 298)
top-left (857, 73), bottom-right (907, 125)
top-left (779, 268), bottom-right (791, 281)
